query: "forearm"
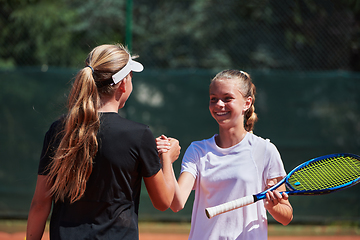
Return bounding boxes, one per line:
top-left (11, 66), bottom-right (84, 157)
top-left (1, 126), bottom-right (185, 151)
top-left (26, 201), bottom-right (51, 239)
top-left (159, 154), bottom-right (176, 202)
top-left (170, 173), bottom-right (184, 212)
top-left (144, 163), bottom-right (175, 211)
top-left (267, 200), bottom-right (293, 225)
top-left (145, 137), bottom-right (180, 211)
top-left (170, 172), bottom-right (195, 212)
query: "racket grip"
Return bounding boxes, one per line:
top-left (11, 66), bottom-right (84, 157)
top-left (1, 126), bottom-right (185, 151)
top-left (205, 195), bottom-right (255, 219)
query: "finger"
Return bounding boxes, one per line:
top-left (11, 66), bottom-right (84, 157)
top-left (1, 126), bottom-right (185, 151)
top-left (266, 191), bottom-right (273, 202)
top-left (157, 144), bottom-right (170, 149)
top-left (282, 192), bottom-right (289, 200)
top-left (158, 148), bottom-right (169, 154)
top-left (157, 146), bottom-right (170, 152)
top-left (267, 190), bottom-right (281, 205)
top-left (156, 141), bottom-right (170, 146)
top-left (264, 193), bottom-right (274, 208)
top-left (156, 136), bottom-right (168, 141)
top-left (273, 190), bottom-right (283, 200)
top-left (160, 134), bottom-right (168, 140)
top-left (156, 138), bottom-right (171, 145)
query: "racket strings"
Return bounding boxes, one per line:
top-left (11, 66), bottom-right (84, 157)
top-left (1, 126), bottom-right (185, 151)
top-left (288, 156), bottom-right (360, 191)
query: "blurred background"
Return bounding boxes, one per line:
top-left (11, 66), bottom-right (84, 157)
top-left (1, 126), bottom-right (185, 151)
top-left (0, 0), bottom-right (359, 225)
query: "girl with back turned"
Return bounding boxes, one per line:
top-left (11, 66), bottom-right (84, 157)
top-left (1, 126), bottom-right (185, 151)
top-left (26, 44), bottom-right (180, 240)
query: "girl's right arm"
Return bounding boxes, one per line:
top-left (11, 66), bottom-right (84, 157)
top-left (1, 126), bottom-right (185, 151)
top-left (26, 175), bottom-right (52, 240)
top-left (170, 171), bottom-right (195, 212)
top-left (155, 135), bottom-right (195, 212)
top-left (144, 138), bottom-right (180, 211)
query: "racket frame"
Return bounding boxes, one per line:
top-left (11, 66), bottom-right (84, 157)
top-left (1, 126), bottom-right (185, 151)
top-left (256, 153), bottom-right (360, 201)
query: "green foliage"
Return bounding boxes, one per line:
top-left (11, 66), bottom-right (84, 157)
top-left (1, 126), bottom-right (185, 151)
top-left (0, 0), bottom-right (359, 70)
top-left (11, 2), bottom-right (77, 65)
top-left (0, 0), bottom-right (127, 68)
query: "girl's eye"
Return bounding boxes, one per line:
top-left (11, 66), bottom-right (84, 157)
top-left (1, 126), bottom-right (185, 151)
top-left (210, 97), bottom-right (217, 102)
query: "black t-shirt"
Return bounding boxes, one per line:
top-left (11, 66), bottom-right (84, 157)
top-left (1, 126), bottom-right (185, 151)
top-left (38, 112), bottom-right (161, 240)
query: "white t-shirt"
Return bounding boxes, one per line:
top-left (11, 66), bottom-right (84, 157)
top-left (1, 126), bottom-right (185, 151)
top-left (181, 132), bottom-right (286, 240)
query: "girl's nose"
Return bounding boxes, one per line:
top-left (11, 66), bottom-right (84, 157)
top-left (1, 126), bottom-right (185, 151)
top-left (216, 99), bottom-right (225, 107)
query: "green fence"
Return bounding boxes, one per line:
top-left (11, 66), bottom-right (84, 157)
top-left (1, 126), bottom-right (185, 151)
top-left (0, 68), bottom-right (359, 223)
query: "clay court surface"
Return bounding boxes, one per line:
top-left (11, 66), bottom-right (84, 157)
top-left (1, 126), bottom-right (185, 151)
top-left (0, 221), bottom-right (359, 240)
top-left (0, 233), bottom-right (359, 240)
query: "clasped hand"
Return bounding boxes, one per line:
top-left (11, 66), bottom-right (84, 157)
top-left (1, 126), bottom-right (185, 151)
top-left (156, 135), bottom-right (181, 163)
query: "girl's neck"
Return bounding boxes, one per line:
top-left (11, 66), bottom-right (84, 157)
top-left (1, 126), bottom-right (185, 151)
top-left (216, 126), bottom-right (248, 148)
top-left (98, 98), bottom-right (120, 113)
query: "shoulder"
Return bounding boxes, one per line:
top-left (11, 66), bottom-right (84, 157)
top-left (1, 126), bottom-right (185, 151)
top-left (49, 115), bottom-right (66, 130)
top-left (182, 136), bottom-right (216, 165)
top-left (246, 132), bottom-right (270, 149)
top-left (187, 135), bottom-right (215, 152)
top-left (44, 115), bottom-right (66, 140)
top-left (99, 114), bottom-right (156, 149)
top-left (250, 134), bottom-right (283, 168)
top-left (247, 132), bottom-right (279, 148)
top-left (101, 113), bottom-right (147, 127)
top-left (181, 137), bottom-right (215, 176)
top-left (247, 132), bottom-right (281, 162)
top-left (100, 113), bottom-right (150, 135)
top-left (247, 132), bottom-right (267, 142)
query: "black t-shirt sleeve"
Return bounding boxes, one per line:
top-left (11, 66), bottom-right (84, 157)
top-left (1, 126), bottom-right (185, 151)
top-left (138, 127), bottom-right (162, 178)
top-left (38, 119), bottom-right (64, 175)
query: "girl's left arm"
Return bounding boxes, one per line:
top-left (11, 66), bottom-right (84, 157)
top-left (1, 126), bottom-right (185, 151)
top-left (264, 177), bottom-right (293, 225)
top-left (26, 175), bottom-right (52, 240)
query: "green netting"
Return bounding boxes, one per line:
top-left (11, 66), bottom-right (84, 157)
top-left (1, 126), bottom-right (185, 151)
top-left (0, 68), bottom-right (359, 223)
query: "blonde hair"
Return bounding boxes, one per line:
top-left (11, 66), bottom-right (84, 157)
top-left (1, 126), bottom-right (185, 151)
top-left (48, 44), bottom-right (131, 203)
top-left (211, 69), bottom-right (258, 132)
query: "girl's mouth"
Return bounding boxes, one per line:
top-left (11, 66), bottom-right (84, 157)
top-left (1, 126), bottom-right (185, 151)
top-left (216, 111), bottom-right (229, 116)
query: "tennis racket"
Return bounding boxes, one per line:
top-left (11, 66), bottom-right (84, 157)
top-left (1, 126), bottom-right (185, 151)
top-left (205, 153), bottom-right (360, 219)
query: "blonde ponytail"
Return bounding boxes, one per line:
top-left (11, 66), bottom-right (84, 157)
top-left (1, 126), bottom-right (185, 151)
top-left (244, 81), bottom-right (257, 132)
top-left (48, 68), bottom-right (100, 203)
top-left (245, 104), bottom-right (257, 132)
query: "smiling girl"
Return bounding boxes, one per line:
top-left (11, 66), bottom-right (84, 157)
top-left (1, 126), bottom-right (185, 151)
top-left (159, 69), bottom-right (293, 240)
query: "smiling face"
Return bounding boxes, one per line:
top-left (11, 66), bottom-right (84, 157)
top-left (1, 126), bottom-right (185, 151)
top-left (209, 78), bottom-right (252, 128)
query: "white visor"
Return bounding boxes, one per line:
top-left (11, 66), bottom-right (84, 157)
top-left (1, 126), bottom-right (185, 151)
top-left (112, 57), bottom-right (144, 84)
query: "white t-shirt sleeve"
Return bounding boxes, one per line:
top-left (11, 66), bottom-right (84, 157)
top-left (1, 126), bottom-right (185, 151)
top-left (180, 142), bottom-right (199, 179)
top-left (265, 141), bottom-right (287, 180)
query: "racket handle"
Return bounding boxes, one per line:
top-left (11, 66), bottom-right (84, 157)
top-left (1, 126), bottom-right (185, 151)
top-left (205, 195), bottom-right (255, 219)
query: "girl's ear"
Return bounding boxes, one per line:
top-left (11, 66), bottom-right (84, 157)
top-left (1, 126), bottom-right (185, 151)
top-left (118, 78), bottom-right (127, 93)
top-left (244, 96), bottom-right (252, 112)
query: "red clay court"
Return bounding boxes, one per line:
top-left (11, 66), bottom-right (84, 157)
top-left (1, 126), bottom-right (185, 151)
top-left (1, 221), bottom-right (359, 240)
